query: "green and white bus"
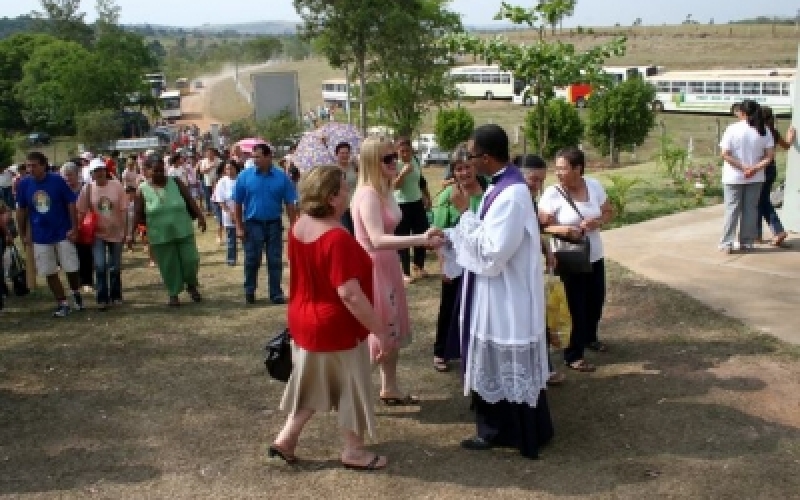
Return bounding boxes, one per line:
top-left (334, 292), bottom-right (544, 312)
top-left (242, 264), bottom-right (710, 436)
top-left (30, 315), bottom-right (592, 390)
top-left (646, 69), bottom-right (795, 116)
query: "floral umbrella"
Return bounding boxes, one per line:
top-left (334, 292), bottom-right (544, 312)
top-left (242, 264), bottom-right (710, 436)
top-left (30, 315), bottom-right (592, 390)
top-left (311, 122), bottom-right (363, 156)
top-left (291, 132), bottom-right (335, 171)
top-left (235, 137), bottom-right (269, 154)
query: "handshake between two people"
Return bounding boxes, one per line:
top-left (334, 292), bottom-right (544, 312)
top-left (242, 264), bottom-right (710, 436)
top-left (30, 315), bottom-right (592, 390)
top-left (422, 227), bottom-right (447, 249)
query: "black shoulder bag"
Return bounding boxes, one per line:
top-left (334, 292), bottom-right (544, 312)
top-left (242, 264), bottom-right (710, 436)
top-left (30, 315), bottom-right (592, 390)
top-left (551, 186), bottom-right (592, 275)
top-left (264, 328), bottom-right (292, 382)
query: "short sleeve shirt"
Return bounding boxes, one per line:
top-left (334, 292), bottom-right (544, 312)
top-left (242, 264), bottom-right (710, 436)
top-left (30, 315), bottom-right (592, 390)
top-left (539, 176), bottom-right (607, 262)
top-left (16, 173), bottom-right (78, 244)
top-left (233, 165), bottom-right (297, 222)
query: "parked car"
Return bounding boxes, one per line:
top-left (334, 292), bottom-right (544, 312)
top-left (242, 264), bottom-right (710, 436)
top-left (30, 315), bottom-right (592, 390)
top-left (27, 132), bottom-right (51, 146)
top-left (424, 147), bottom-right (450, 167)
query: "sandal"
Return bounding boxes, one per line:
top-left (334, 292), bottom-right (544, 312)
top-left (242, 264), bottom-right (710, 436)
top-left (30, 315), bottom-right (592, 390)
top-left (565, 360), bottom-right (596, 372)
top-left (587, 341), bottom-right (609, 352)
top-left (770, 232), bottom-right (788, 247)
top-left (380, 394), bottom-right (420, 406)
top-left (433, 358), bottom-right (449, 373)
top-left (342, 454), bottom-right (387, 471)
top-left (268, 444), bottom-right (298, 465)
top-left (168, 296), bottom-right (181, 307)
top-left (187, 286), bottom-right (202, 303)
top-left (547, 372), bottom-right (566, 386)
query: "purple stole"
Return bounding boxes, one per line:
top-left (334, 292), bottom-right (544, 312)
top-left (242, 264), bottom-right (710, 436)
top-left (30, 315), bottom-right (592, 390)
top-left (445, 166), bottom-right (526, 365)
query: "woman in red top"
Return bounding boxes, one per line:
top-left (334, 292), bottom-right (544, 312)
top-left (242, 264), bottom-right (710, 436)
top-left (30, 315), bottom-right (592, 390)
top-left (271, 165), bottom-right (395, 471)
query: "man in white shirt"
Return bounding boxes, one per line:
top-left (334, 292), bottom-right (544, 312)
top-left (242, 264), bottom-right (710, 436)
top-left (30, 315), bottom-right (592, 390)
top-left (446, 124), bottom-right (553, 460)
top-left (198, 148), bottom-right (221, 216)
top-left (166, 153), bottom-right (190, 186)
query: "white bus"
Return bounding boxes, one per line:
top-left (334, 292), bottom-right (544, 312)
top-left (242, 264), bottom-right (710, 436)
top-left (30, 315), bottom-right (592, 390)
top-left (145, 72), bottom-right (166, 97)
top-left (449, 65), bottom-right (521, 100)
top-left (646, 69), bottom-right (795, 115)
top-left (322, 78), bottom-right (357, 107)
top-left (159, 90), bottom-right (182, 120)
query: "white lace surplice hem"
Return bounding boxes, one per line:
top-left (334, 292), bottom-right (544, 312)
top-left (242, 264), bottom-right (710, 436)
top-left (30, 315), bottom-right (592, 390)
top-left (467, 338), bottom-right (550, 407)
top-left (438, 235), bottom-right (463, 279)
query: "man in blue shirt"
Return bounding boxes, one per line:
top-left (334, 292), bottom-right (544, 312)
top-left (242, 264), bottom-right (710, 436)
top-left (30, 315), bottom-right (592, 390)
top-left (233, 143), bottom-right (297, 305)
top-left (16, 152), bottom-right (84, 317)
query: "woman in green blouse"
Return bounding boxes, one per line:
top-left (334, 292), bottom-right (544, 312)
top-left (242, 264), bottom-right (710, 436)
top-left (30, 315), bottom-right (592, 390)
top-left (430, 145), bottom-right (486, 372)
top-left (135, 155), bottom-right (207, 307)
top-left (392, 137), bottom-right (432, 284)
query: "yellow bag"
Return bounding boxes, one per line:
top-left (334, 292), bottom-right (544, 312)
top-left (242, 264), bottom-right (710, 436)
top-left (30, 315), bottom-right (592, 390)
top-left (545, 273), bottom-right (571, 347)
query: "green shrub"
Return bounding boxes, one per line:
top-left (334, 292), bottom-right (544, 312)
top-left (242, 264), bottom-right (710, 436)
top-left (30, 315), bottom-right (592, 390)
top-left (434, 106), bottom-right (475, 151)
top-left (525, 99), bottom-right (584, 158)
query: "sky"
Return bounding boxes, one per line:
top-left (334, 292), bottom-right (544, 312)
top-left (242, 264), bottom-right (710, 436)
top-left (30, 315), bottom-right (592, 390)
top-left (4, 0), bottom-right (799, 28)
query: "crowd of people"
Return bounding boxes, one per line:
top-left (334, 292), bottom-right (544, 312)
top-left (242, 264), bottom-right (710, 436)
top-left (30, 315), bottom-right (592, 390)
top-left (1, 105), bottom-right (794, 470)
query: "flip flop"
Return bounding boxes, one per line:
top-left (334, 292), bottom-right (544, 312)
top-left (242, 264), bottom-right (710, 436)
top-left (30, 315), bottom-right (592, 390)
top-left (565, 360), bottom-right (596, 372)
top-left (342, 454), bottom-right (387, 471)
top-left (380, 394), bottom-right (420, 406)
top-left (267, 444), bottom-right (298, 465)
top-left (433, 359), bottom-right (449, 373)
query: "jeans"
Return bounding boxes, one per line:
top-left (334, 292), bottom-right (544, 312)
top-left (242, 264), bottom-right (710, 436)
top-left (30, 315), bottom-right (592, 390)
top-left (561, 259), bottom-right (606, 364)
top-left (92, 239), bottom-right (123, 304)
top-left (757, 168), bottom-right (784, 239)
top-left (243, 219), bottom-right (284, 300)
top-left (203, 184), bottom-right (213, 214)
top-left (75, 242), bottom-right (94, 287)
top-left (225, 226), bottom-right (237, 265)
top-left (721, 183), bottom-right (762, 248)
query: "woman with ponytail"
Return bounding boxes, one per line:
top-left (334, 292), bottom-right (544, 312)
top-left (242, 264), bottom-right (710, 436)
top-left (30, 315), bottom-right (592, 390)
top-left (757, 106), bottom-right (796, 247)
top-left (717, 99), bottom-right (775, 253)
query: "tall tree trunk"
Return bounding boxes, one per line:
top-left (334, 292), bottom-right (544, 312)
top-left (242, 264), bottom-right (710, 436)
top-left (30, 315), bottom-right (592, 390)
top-left (357, 56), bottom-right (367, 137)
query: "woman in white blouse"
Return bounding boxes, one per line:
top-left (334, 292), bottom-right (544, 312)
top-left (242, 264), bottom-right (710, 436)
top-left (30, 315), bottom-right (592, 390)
top-left (538, 147), bottom-right (613, 373)
top-left (718, 99), bottom-right (775, 253)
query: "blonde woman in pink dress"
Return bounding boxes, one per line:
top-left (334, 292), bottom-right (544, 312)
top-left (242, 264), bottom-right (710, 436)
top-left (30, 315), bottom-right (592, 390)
top-left (351, 137), bottom-right (445, 405)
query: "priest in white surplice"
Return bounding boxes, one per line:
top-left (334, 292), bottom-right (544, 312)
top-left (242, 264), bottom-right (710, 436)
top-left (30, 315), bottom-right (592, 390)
top-left (445, 124), bottom-right (553, 459)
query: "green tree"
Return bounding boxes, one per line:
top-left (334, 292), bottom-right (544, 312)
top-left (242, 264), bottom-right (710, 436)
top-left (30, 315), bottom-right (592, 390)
top-left (0, 33), bottom-right (59, 131)
top-left (31, 0), bottom-right (94, 47)
top-left (294, 0), bottom-right (391, 136)
top-left (365, 0), bottom-right (462, 137)
top-left (441, 1), bottom-right (625, 156)
top-left (94, 0), bottom-right (121, 36)
top-left (525, 98), bottom-right (583, 158)
top-left (15, 38), bottom-right (91, 131)
top-left (244, 36), bottom-right (283, 62)
top-left (0, 136), bottom-right (15, 167)
top-left (586, 77), bottom-right (656, 164)
top-left (147, 39), bottom-right (167, 59)
top-left (434, 106), bottom-right (474, 151)
top-left (76, 109), bottom-right (123, 149)
top-left (255, 109), bottom-right (304, 148)
top-left (539, 0), bottom-right (577, 35)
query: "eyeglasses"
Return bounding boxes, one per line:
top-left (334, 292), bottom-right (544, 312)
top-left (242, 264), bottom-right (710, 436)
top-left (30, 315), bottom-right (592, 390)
top-left (381, 152), bottom-right (398, 164)
top-left (466, 152), bottom-right (483, 160)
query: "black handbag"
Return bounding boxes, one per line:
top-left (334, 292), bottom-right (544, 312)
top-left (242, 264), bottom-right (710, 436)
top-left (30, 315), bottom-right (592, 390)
top-left (9, 244), bottom-right (30, 296)
top-left (264, 328), bottom-right (292, 382)
top-left (552, 186), bottom-right (592, 275)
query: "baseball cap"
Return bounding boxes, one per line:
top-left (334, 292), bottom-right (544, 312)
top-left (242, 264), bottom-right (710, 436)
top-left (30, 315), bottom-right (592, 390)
top-left (80, 151), bottom-right (94, 161)
top-left (89, 158), bottom-right (107, 172)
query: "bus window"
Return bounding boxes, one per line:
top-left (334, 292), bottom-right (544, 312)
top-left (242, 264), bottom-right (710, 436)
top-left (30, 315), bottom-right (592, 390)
top-left (656, 81), bottom-right (670, 93)
top-left (723, 82), bottom-right (740, 95)
top-left (742, 82), bottom-right (760, 95)
top-left (688, 81), bottom-right (704, 94)
top-left (763, 82), bottom-right (780, 95)
top-left (781, 82), bottom-right (790, 96)
top-left (705, 82), bottom-right (721, 94)
top-left (671, 81), bottom-right (687, 93)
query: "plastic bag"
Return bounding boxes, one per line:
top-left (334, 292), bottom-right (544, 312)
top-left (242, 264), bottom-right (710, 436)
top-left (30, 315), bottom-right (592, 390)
top-left (545, 273), bottom-right (571, 347)
top-left (77, 211), bottom-right (99, 245)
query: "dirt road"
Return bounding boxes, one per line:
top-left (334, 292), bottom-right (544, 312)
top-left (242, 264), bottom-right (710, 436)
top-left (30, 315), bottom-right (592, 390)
top-left (175, 62), bottom-right (274, 130)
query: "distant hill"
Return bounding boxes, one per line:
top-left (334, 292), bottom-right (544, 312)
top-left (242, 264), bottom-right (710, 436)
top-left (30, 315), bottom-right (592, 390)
top-left (196, 21), bottom-right (300, 35)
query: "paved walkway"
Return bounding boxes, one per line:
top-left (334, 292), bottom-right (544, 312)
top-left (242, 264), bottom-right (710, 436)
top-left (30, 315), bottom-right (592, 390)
top-left (603, 204), bottom-right (800, 345)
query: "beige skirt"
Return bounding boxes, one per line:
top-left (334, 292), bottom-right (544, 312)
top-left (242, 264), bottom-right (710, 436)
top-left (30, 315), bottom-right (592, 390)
top-left (280, 341), bottom-right (376, 438)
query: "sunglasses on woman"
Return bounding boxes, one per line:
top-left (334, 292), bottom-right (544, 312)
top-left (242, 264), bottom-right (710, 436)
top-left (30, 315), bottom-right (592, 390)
top-left (381, 152), bottom-right (398, 164)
